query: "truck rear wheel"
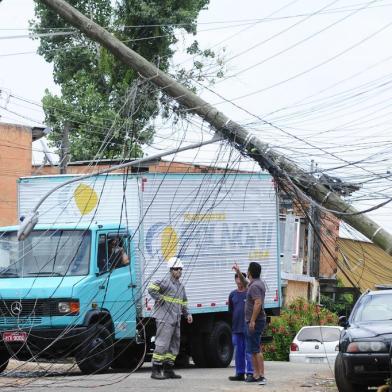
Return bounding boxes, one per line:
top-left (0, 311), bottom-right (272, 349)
top-left (76, 325), bottom-right (114, 374)
top-left (0, 350), bottom-right (10, 373)
top-left (204, 321), bottom-right (233, 368)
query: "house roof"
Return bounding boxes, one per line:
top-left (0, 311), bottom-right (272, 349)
top-left (31, 126), bottom-right (49, 141)
top-left (337, 237), bottom-right (392, 291)
top-left (0, 122), bottom-right (48, 142)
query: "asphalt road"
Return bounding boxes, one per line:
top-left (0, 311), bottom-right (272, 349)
top-left (0, 360), bottom-right (338, 391)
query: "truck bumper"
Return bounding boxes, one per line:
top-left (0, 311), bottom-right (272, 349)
top-left (1, 327), bottom-right (88, 360)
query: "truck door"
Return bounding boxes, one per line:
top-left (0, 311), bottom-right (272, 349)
top-left (96, 231), bottom-right (136, 339)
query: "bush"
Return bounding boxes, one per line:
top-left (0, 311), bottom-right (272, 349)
top-left (320, 293), bottom-right (354, 316)
top-left (263, 298), bottom-right (338, 361)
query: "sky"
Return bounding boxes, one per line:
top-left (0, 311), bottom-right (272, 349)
top-left (1, 0), bottom-right (392, 236)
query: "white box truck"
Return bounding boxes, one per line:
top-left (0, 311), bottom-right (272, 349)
top-left (0, 172), bottom-right (280, 373)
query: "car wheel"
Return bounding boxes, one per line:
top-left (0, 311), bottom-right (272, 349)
top-left (204, 321), bottom-right (233, 368)
top-left (0, 350), bottom-right (10, 373)
top-left (334, 352), bottom-right (368, 392)
top-left (76, 324), bottom-right (114, 374)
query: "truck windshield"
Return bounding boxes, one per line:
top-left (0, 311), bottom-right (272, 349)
top-left (0, 230), bottom-right (91, 278)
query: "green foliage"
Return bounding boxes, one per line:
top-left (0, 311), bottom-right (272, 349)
top-left (263, 298), bottom-right (338, 361)
top-left (31, 0), bottom-right (221, 161)
top-left (320, 293), bottom-right (355, 316)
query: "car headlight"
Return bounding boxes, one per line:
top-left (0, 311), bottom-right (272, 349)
top-left (347, 341), bottom-right (388, 353)
top-left (58, 301), bottom-right (80, 315)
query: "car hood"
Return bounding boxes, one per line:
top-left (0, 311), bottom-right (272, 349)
top-left (0, 275), bottom-right (89, 298)
top-left (349, 321), bottom-right (392, 340)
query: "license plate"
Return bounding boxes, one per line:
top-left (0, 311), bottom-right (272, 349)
top-left (308, 357), bottom-right (324, 364)
top-left (2, 331), bottom-right (27, 342)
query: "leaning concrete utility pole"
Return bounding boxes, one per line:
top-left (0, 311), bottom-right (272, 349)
top-left (39, 0), bottom-right (392, 255)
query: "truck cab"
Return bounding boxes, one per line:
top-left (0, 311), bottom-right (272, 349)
top-left (0, 224), bottom-right (142, 374)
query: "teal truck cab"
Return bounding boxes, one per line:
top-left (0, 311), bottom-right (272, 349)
top-left (0, 224), bottom-right (143, 374)
top-left (0, 173), bottom-right (281, 374)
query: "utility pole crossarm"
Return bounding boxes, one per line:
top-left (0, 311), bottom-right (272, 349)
top-left (39, 0), bottom-right (392, 255)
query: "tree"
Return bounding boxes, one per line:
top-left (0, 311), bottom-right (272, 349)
top-left (31, 0), bottom-right (218, 161)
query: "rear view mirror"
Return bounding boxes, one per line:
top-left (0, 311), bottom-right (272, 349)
top-left (338, 315), bottom-right (349, 328)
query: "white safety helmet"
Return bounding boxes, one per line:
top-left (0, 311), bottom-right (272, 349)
top-left (167, 257), bottom-right (184, 269)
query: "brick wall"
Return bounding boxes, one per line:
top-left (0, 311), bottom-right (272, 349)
top-left (0, 123), bottom-right (32, 225)
top-left (318, 211), bottom-right (339, 278)
top-left (34, 160), bottom-right (240, 175)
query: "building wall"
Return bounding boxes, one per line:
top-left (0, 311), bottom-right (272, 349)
top-left (283, 280), bottom-right (309, 305)
top-left (280, 194), bottom-right (340, 279)
top-left (0, 123), bottom-right (33, 226)
top-left (35, 160), bottom-right (240, 175)
top-left (318, 212), bottom-right (339, 278)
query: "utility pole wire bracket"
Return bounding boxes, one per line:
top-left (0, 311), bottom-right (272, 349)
top-left (321, 191), bottom-right (332, 205)
top-left (371, 227), bottom-right (382, 241)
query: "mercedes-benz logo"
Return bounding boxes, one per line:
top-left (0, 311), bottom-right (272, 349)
top-left (10, 301), bottom-right (23, 316)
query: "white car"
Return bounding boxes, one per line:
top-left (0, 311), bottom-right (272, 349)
top-left (289, 326), bottom-right (343, 364)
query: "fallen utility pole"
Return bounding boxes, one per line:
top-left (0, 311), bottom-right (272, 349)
top-left (39, 0), bottom-right (392, 256)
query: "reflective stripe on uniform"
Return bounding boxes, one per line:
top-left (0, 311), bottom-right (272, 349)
top-left (149, 284), bottom-right (160, 292)
top-left (162, 295), bottom-right (187, 306)
top-left (152, 353), bottom-right (177, 362)
top-left (152, 353), bottom-right (165, 361)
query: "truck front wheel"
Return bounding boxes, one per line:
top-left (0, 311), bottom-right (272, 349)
top-left (204, 321), bottom-right (233, 368)
top-left (76, 325), bottom-right (114, 374)
top-left (0, 350), bottom-right (10, 373)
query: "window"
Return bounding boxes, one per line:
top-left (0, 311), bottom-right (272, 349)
top-left (297, 327), bottom-right (341, 342)
top-left (0, 230), bottom-right (91, 277)
top-left (279, 215), bottom-right (306, 261)
top-left (97, 233), bottom-right (130, 273)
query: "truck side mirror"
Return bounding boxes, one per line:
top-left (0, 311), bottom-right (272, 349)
top-left (338, 315), bottom-right (349, 328)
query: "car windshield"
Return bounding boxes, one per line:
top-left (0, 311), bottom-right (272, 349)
top-left (0, 230), bottom-right (90, 277)
top-left (297, 327), bottom-right (341, 342)
top-left (353, 293), bottom-right (392, 322)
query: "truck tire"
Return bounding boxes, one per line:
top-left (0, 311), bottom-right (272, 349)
top-left (334, 352), bottom-right (368, 392)
top-left (0, 350), bottom-right (10, 373)
top-left (76, 324), bottom-right (114, 374)
top-left (204, 321), bottom-right (233, 368)
top-left (191, 334), bottom-right (208, 367)
top-left (111, 342), bottom-right (145, 371)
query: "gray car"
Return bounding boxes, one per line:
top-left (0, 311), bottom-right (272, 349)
top-left (334, 289), bottom-right (392, 392)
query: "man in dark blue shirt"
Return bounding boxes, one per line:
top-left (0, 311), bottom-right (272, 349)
top-left (228, 272), bottom-right (253, 381)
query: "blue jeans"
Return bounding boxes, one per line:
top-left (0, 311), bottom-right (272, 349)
top-left (232, 333), bottom-right (253, 375)
top-left (245, 319), bottom-right (266, 354)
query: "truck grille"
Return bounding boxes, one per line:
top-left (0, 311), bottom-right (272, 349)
top-left (0, 299), bottom-right (60, 317)
top-left (0, 316), bottom-right (42, 327)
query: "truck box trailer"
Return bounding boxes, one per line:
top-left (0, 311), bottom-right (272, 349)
top-left (0, 172), bottom-right (280, 373)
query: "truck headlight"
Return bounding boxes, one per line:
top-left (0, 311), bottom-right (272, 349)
top-left (347, 341), bottom-right (388, 353)
top-left (58, 301), bottom-right (80, 315)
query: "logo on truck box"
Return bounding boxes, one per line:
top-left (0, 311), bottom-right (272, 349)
top-left (145, 219), bottom-right (275, 263)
